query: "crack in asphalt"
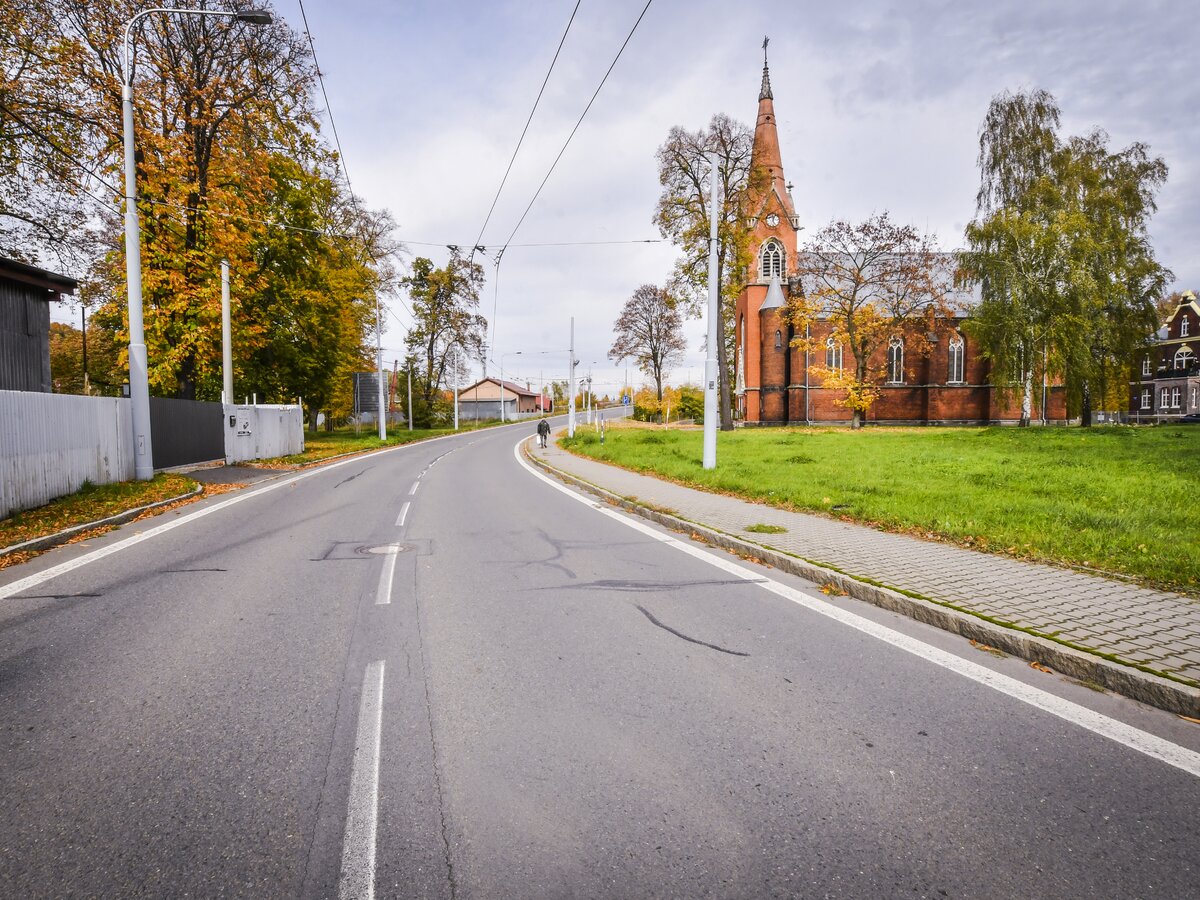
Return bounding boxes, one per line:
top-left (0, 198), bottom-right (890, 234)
top-left (635, 605), bottom-right (750, 657)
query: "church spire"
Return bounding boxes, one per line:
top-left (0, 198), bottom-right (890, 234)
top-left (759, 35), bottom-right (773, 100)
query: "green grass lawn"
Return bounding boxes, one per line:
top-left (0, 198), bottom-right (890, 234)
top-left (561, 424), bottom-right (1200, 594)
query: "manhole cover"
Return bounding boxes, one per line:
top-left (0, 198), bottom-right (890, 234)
top-left (361, 544), bottom-right (406, 555)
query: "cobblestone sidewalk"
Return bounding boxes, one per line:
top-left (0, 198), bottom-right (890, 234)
top-left (530, 439), bottom-right (1200, 693)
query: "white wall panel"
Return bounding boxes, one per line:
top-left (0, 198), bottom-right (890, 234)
top-left (0, 390), bottom-right (134, 519)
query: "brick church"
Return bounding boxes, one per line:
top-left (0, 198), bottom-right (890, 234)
top-left (733, 50), bottom-right (1068, 425)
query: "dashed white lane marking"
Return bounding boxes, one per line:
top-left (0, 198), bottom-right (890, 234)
top-left (514, 438), bottom-right (1200, 780)
top-left (408, 481), bottom-right (419, 496)
top-left (375, 546), bottom-right (399, 606)
top-left (338, 660), bottom-right (385, 900)
top-left (396, 503), bottom-right (410, 528)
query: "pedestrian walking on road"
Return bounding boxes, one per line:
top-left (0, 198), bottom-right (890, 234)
top-left (537, 418), bottom-right (551, 449)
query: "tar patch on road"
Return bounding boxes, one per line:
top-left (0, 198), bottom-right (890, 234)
top-left (635, 604), bottom-right (749, 657)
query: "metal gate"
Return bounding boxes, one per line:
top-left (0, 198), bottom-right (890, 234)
top-left (148, 397), bottom-right (224, 469)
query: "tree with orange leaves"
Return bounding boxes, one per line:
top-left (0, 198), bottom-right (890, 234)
top-left (785, 213), bottom-right (958, 428)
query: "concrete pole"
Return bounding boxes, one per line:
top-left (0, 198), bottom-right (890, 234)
top-left (702, 150), bottom-right (721, 470)
top-left (221, 259), bottom-right (232, 403)
top-left (453, 347), bottom-right (460, 431)
top-left (376, 299), bottom-right (386, 441)
top-left (122, 76), bottom-right (154, 480)
top-left (407, 361), bottom-right (413, 431)
top-left (119, 0), bottom-right (273, 478)
top-left (568, 318), bottom-right (577, 438)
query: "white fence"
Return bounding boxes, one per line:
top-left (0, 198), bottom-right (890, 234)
top-left (224, 404), bottom-right (304, 464)
top-left (0, 390), bottom-right (134, 519)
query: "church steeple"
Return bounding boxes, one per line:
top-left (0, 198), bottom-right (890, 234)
top-left (753, 36), bottom-right (786, 195)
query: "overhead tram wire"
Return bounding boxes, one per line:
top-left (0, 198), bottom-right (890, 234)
top-left (468, 0), bottom-right (582, 261)
top-left (486, 0), bottom-right (654, 366)
top-left (496, 0), bottom-right (655, 256)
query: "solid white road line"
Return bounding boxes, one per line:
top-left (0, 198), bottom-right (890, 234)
top-left (375, 546), bottom-right (399, 606)
top-left (338, 660), bottom-right (386, 900)
top-left (514, 439), bottom-right (1200, 780)
top-left (396, 503), bottom-right (410, 528)
top-left (0, 429), bottom-right (484, 603)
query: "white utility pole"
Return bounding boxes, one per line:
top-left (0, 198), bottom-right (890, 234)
top-left (407, 361), bottom-right (414, 432)
top-left (376, 300), bottom-right (386, 441)
top-left (702, 150), bottom-right (721, 470)
top-left (220, 259), bottom-right (232, 403)
top-left (453, 347), bottom-right (459, 431)
top-left (121, 7), bottom-right (272, 479)
top-left (568, 318), bottom-right (577, 438)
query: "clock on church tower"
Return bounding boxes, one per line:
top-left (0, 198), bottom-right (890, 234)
top-left (765, 213), bottom-right (779, 227)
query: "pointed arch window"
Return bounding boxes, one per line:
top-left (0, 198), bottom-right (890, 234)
top-left (1175, 346), bottom-right (1194, 371)
top-left (886, 338), bottom-right (905, 384)
top-left (760, 240), bottom-right (784, 280)
top-left (774, 329), bottom-right (783, 350)
top-left (948, 335), bottom-right (965, 384)
top-left (825, 337), bottom-right (843, 372)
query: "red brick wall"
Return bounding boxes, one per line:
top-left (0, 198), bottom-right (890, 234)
top-left (760, 309), bottom-right (788, 422)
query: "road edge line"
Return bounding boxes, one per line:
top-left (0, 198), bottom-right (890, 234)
top-left (522, 441), bottom-right (1200, 719)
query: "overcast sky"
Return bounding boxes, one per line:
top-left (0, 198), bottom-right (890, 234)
top-left (57, 0), bottom-right (1200, 397)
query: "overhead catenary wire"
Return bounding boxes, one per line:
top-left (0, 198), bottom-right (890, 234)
top-left (484, 0), bottom-right (654, 377)
top-left (497, 0), bottom-right (655, 255)
top-left (469, 0), bottom-right (581, 258)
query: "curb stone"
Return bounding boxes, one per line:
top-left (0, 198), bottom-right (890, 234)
top-left (0, 486), bottom-right (204, 562)
top-left (526, 443), bottom-right (1200, 719)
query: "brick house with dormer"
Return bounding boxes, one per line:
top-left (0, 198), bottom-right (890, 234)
top-left (1129, 292), bottom-right (1200, 422)
top-left (732, 48), bottom-right (1068, 425)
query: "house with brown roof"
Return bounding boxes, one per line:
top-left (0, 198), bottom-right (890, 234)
top-left (457, 377), bottom-right (544, 420)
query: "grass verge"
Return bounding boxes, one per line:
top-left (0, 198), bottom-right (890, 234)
top-left (561, 423), bottom-right (1200, 594)
top-left (0, 473), bottom-right (198, 553)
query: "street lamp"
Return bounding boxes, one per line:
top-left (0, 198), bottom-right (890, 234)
top-left (499, 351), bottom-right (522, 423)
top-left (121, 6), bottom-right (273, 478)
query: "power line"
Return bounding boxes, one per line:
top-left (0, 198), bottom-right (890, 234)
top-left (469, 0), bottom-right (581, 257)
top-left (498, 0), bottom-right (655, 254)
top-left (295, 0), bottom-right (356, 208)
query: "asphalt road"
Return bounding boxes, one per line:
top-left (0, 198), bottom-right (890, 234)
top-left (1, 416), bottom-right (1198, 899)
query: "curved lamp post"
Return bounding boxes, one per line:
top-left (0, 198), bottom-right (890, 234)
top-left (122, 7), bottom-right (273, 478)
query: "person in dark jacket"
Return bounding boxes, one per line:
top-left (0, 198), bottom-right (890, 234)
top-left (537, 418), bottom-right (551, 448)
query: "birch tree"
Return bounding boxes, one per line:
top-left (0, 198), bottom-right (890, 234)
top-left (960, 89), bottom-right (1170, 424)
